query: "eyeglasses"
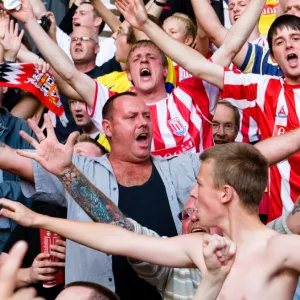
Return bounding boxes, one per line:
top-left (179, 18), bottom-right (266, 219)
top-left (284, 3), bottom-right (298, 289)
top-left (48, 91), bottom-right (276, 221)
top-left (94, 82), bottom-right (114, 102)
top-left (212, 122), bottom-right (236, 133)
top-left (177, 208), bottom-right (198, 222)
top-left (71, 36), bottom-right (98, 44)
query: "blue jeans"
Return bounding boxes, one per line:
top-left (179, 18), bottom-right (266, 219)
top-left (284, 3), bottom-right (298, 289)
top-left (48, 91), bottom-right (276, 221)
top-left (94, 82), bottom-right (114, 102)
top-left (294, 279), bottom-right (300, 300)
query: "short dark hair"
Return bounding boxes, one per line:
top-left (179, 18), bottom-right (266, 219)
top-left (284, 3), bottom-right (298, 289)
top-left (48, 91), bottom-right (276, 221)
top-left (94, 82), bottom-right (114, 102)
top-left (80, 1), bottom-right (106, 34)
top-left (268, 14), bottom-right (300, 56)
top-left (200, 143), bottom-right (268, 213)
top-left (102, 92), bottom-right (137, 120)
top-left (127, 40), bottom-right (168, 71)
top-left (217, 100), bottom-right (240, 132)
top-left (64, 281), bottom-right (120, 300)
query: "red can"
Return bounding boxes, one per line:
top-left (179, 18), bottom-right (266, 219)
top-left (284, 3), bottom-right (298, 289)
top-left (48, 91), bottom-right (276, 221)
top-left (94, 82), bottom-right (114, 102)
top-left (40, 229), bottom-right (65, 288)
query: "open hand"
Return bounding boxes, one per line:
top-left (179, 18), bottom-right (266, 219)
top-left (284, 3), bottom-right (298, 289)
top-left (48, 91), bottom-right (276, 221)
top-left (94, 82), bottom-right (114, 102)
top-left (0, 198), bottom-right (39, 227)
top-left (203, 234), bottom-right (236, 276)
top-left (0, 18), bottom-right (24, 62)
top-left (0, 0), bottom-right (36, 24)
top-left (17, 113), bottom-right (79, 176)
top-left (115, 0), bottom-right (148, 31)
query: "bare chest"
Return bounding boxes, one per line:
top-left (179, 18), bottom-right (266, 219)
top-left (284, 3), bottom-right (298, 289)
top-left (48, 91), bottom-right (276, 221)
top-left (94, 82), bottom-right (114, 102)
top-left (216, 255), bottom-right (297, 300)
top-left (114, 165), bottom-right (153, 187)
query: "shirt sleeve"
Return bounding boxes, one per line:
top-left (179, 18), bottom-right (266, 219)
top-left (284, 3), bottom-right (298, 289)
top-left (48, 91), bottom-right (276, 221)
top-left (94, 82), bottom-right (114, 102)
top-left (239, 43), bottom-right (282, 76)
top-left (128, 219), bottom-right (171, 294)
top-left (86, 81), bottom-right (116, 131)
top-left (20, 160), bottom-right (67, 207)
top-left (220, 69), bottom-right (262, 110)
top-left (176, 76), bottom-right (220, 118)
top-left (266, 212), bottom-right (293, 235)
top-left (55, 26), bottom-right (73, 62)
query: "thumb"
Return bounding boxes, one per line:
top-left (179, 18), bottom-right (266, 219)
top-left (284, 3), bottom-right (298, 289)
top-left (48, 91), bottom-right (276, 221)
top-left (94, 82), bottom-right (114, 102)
top-left (65, 131), bottom-right (80, 150)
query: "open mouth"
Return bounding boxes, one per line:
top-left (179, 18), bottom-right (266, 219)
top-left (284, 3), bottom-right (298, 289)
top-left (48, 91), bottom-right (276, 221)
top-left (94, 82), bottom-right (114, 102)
top-left (136, 133), bottom-right (148, 141)
top-left (140, 68), bottom-right (151, 78)
top-left (73, 21), bottom-right (81, 27)
top-left (75, 113), bottom-right (84, 120)
top-left (214, 140), bottom-right (227, 144)
top-left (234, 15), bottom-right (240, 21)
top-left (287, 53), bottom-right (298, 67)
top-left (191, 228), bottom-right (207, 233)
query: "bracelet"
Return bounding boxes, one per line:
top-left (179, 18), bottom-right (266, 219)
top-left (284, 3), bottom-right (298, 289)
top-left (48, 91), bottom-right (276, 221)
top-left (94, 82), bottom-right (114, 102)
top-left (4, 59), bottom-right (16, 64)
top-left (154, 0), bottom-right (165, 7)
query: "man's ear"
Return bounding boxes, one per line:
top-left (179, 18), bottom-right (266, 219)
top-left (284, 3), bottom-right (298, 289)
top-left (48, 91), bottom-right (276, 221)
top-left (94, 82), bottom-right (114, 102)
top-left (163, 65), bottom-right (169, 78)
top-left (102, 119), bottom-right (112, 138)
top-left (127, 69), bottom-right (132, 82)
top-left (270, 53), bottom-right (277, 64)
top-left (95, 17), bottom-right (103, 27)
top-left (220, 185), bottom-right (234, 205)
top-left (94, 43), bottom-right (100, 55)
top-left (184, 35), bottom-right (194, 47)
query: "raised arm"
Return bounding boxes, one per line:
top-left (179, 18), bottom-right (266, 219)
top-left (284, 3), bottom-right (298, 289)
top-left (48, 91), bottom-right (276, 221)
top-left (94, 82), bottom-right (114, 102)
top-left (116, 0), bottom-right (224, 89)
top-left (2, 0), bottom-right (96, 108)
top-left (0, 199), bottom-right (202, 270)
top-left (90, 0), bottom-right (121, 32)
top-left (211, 0), bottom-right (267, 68)
top-left (254, 127), bottom-right (300, 166)
top-left (192, 0), bottom-right (266, 68)
top-left (17, 114), bottom-right (134, 229)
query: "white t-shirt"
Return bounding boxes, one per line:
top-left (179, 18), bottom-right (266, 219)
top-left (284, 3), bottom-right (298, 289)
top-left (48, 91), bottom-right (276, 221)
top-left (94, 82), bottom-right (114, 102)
top-left (56, 26), bottom-right (116, 66)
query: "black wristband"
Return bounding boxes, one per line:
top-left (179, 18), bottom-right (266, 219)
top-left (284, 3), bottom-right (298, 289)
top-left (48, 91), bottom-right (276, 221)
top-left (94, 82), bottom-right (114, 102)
top-left (154, 0), bottom-right (165, 7)
top-left (4, 59), bottom-right (16, 64)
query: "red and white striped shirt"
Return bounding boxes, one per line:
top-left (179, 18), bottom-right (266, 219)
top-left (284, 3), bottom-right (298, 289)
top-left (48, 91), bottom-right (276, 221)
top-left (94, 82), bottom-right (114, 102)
top-left (221, 69), bottom-right (300, 221)
top-left (88, 77), bottom-right (219, 158)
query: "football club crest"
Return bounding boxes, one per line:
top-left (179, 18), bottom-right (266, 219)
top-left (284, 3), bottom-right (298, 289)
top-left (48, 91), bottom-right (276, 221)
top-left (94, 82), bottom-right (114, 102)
top-left (168, 117), bottom-right (187, 136)
top-left (276, 105), bottom-right (287, 118)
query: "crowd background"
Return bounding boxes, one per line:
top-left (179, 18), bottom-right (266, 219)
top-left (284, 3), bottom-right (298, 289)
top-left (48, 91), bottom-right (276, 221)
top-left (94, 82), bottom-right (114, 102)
top-left (0, 0), bottom-right (299, 299)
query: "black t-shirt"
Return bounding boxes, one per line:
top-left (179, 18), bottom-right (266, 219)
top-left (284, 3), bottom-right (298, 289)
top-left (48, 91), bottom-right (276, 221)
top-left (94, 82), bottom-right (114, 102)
top-left (3, 202), bottom-right (67, 300)
top-left (113, 163), bottom-right (177, 300)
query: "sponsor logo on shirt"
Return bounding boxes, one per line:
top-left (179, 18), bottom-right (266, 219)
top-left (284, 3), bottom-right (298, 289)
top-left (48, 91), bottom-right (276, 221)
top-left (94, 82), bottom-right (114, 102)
top-left (168, 117), bottom-right (187, 136)
top-left (276, 105), bottom-right (288, 119)
top-left (261, 3), bottom-right (277, 15)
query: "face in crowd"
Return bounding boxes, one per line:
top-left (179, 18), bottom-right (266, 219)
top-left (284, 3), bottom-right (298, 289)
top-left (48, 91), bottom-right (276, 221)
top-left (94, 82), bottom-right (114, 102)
top-left (69, 99), bottom-right (97, 132)
top-left (228, 0), bottom-right (252, 25)
top-left (162, 15), bottom-right (195, 46)
top-left (102, 94), bottom-right (153, 163)
top-left (70, 26), bottom-right (99, 64)
top-left (72, 3), bottom-right (102, 30)
top-left (212, 102), bottom-right (239, 144)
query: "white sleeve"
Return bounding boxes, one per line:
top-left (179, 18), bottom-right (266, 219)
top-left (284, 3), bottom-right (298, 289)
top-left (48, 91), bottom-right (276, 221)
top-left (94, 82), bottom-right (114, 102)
top-left (96, 37), bottom-right (116, 66)
top-left (56, 26), bottom-right (73, 62)
top-left (86, 81), bottom-right (113, 131)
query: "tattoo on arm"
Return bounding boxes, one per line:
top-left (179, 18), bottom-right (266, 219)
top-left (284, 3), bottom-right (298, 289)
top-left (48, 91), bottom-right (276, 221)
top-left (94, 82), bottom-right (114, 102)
top-left (58, 165), bottom-right (134, 231)
top-left (0, 142), bottom-right (6, 148)
top-left (292, 197), bottom-right (300, 215)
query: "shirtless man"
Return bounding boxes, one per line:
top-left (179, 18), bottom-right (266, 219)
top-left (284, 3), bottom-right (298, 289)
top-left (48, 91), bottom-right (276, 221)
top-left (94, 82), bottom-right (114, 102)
top-left (1, 139), bottom-right (300, 299)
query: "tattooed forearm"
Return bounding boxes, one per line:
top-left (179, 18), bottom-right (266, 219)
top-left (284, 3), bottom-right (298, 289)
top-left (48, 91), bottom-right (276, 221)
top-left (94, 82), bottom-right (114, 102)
top-left (292, 197), bottom-right (300, 215)
top-left (58, 165), bottom-right (134, 231)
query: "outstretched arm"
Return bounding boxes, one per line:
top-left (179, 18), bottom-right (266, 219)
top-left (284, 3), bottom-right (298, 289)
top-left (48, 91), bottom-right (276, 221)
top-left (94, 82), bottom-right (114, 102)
top-left (0, 199), bottom-right (203, 270)
top-left (254, 127), bottom-right (300, 166)
top-left (2, 0), bottom-right (95, 108)
top-left (17, 114), bottom-right (133, 228)
top-left (0, 142), bottom-right (33, 182)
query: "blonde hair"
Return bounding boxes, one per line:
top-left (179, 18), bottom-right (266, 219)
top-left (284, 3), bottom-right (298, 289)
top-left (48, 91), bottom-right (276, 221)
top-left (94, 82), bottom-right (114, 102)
top-left (164, 13), bottom-right (197, 44)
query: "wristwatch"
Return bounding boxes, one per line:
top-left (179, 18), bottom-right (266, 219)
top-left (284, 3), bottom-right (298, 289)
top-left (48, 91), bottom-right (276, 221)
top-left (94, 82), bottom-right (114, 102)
top-left (154, 0), bottom-right (165, 7)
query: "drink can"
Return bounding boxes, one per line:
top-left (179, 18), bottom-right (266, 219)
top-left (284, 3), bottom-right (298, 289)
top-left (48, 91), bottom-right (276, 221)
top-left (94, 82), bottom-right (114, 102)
top-left (40, 229), bottom-right (65, 288)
